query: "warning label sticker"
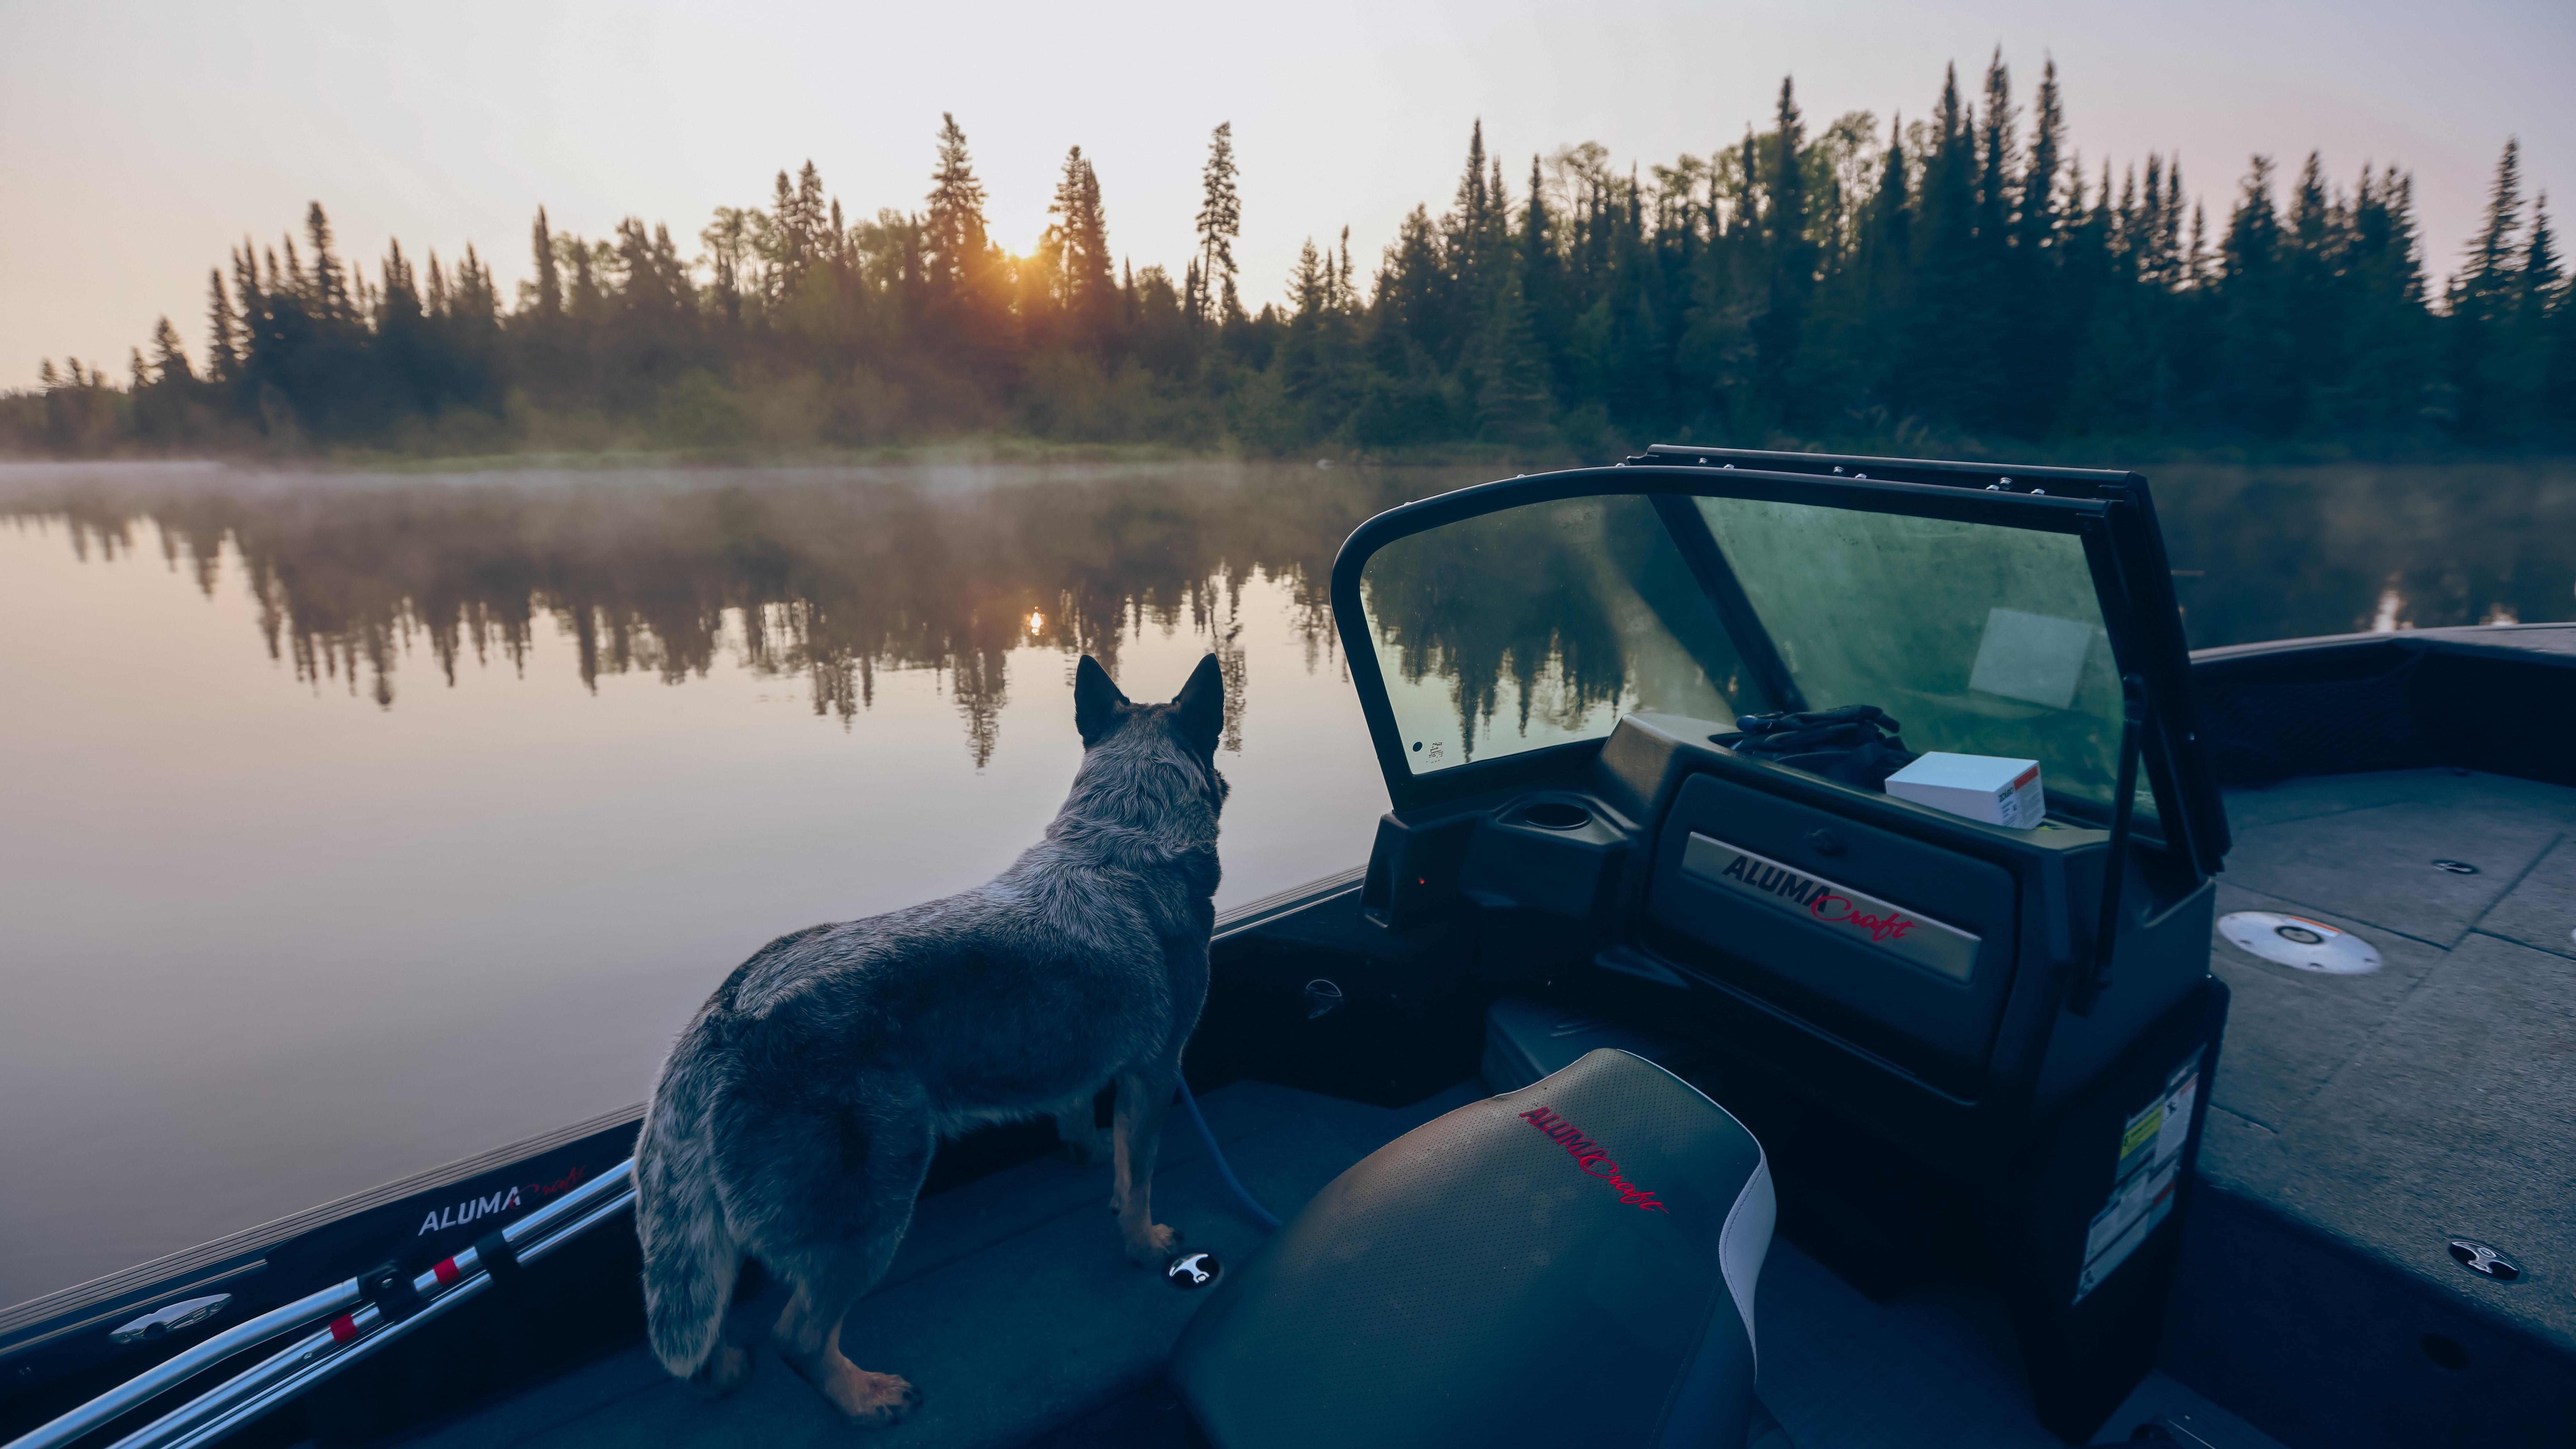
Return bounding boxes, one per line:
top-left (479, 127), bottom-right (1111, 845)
top-left (2074, 1049), bottom-right (2202, 1304)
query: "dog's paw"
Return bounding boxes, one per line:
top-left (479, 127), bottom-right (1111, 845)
top-left (1124, 1221), bottom-right (1181, 1266)
top-left (1059, 1128), bottom-right (1114, 1166)
top-left (827, 1368), bottom-right (920, 1427)
top-left (689, 1344), bottom-right (754, 1399)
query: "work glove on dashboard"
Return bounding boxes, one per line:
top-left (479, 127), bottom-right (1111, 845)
top-left (1716, 704), bottom-right (1920, 791)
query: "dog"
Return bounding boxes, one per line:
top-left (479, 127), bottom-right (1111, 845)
top-left (634, 653), bottom-right (1228, 1425)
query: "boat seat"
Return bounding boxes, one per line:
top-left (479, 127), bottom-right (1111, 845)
top-left (1169, 1048), bottom-right (1782, 1448)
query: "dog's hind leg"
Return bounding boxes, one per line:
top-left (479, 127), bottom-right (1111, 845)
top-left (774, 1274), bottom-right (921, 1427)
top-left (694, 1258), bottom-right (788, 1397)
top-left (1111, 1065), bottom-right (1181, 1265)
top-left (727, 1085), bottom-right (934, 1427)
top-left (1054, 1092), bottom-right (1113, 1165)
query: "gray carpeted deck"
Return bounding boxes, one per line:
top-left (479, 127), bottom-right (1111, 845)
top-left (395, 1071), bottom-right (2290, 1449)
top-left (2167, 769), bottom-right (2576, 1448)
top-left (395, 1080), bottom-right (1485, 1449)
top-left (1754, 1237), bottom-right (2282, 1449)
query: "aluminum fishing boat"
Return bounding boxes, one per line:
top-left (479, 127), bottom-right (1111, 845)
top-left (7, 447), bottom-right (2570, 1449)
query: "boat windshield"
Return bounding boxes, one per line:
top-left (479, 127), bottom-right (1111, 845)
top-left (1357, 488), bottom-right (2148, 827)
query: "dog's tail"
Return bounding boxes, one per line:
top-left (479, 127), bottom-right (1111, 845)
top-left (634, 1030), bottom-right (739, 1380)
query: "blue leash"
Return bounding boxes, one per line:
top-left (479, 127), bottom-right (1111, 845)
top-left (1174, 1079), bottom-right (1281, 1231)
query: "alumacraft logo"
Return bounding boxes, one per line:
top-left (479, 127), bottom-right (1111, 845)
top-left (1680, 832), bottom-right (1981, 983)
top-left (1714, 853), bottom-right (1918, 942)
top-left (417, 1165), bottom-right (590, 1236)
top-left (1518, 1107), bottom-right (1669, 1213)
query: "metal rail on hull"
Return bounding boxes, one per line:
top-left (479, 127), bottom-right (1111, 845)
top-left (9, 1163), bottom-right (635, 1449)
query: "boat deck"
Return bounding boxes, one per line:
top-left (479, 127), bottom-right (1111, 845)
top-left (388, 1089), bottom-right (2274, 1449)
top-left (389, 1081), bottom-right (1484, 1449)
top-left (376, 766), bottom-right (2576, 1449)
top-left (2171, 768), bottom-right (2576, 1446)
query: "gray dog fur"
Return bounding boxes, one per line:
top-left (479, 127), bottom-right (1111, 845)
top-left (633, 653), bottom-right (1228, 1424)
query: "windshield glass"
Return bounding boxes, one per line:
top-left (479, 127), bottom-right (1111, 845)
top-left (1691, 495), bottom-right (2144, 825)
top-left (1357, 486), bottom-right (2146, 827)
top-left (1358, 493), bottom-right (1743, 774)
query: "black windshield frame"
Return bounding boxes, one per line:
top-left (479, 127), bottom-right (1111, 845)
top-left (1329, 460), bottom-right (2229, 876)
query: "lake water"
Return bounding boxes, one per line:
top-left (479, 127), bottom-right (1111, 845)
top-left (3, 456), bottom-right (2571, 1311)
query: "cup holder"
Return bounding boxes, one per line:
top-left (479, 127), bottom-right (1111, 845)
top-left (1519, 800), bottom-right (1593, 831)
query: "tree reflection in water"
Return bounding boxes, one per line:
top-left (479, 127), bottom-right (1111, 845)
top-left (1, 464), bottom-right (1474, 764)
top-left (1, 459), bottom-right (2569, 767)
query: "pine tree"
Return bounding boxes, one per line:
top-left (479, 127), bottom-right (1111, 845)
top-left (2451, 140), bottom-right (2529, 437)
top-left (1520, 154), bottom-right (1566, 403)
top-left (2331, 164), bottom-right (2432, 433)
top-left (2544, 212), bottom-right (2576, 434)
top-left (1475, 265), bottom-right (1553, 444)
top-left (2519, 195), bottom-right (2557, 310)
top-left (2000, 61), bottom-right (2070, 433)
top-left (2459, 140), bottom-right (2526, 321)
top-left (1047, 146), bottom-right (1115, 344)
top-left (2021, 61), bottom-right (2064, 253)
top-left (566, 235), bottom-right (604, 319)
top-left (531, 208), bottom-right (563, 318)
top-left (926, 114), bottom-right (991, 299)
top-left (1195, 122), bottom-right (1243, 326)
top-left (455, 245), bottom-right (499, 325)
top-left (1977, 52), bottom-right (2018, 249)
top-left (1902, 63), bottom-right (1998, 426)
top-left (205, 269), bottom-right (240, 382)
top-left (2216, 156), bottom-right (2299, 432)
top-left (1866, 116), bottom-right (1911, 304)
top-left (1279, 236), bottom-right (1333, 412)
top-left (1754, 77), bottom-right (1813, 421)
top-left (2507, 193), bottom-right (2560, 436)
top-left (770, 160), bottom-right (830, 298)
top-left (1447, 120), bottom-right (1508, 305)
top-left (2278, 151), bottom-right (2340, 429)
top-left (148, 317), bottom-right (193, 384)
top-left (305, 203), bottom-right (348, 321)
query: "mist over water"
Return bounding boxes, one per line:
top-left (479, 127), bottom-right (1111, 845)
top-left (0, 456), bottom-right (2569, 1311)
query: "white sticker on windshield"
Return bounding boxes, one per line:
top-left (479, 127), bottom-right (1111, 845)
top-left (1969, 607), bottom-right (2096, 709)
top-left (2074, 1050), bottom-right (2202, 1303)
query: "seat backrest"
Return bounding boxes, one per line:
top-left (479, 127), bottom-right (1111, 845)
top-left (1170, 1049), bottom-right (1774, 1449)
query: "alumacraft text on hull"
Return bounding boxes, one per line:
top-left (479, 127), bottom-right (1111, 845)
top-left (7, 447), bottom-right (2571, 1449)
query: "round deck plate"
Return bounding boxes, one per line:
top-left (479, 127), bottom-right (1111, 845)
top-left (2219, 911), bottom-right (2383, 975)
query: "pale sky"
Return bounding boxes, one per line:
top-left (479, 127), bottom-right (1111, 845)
top-left (4, 0), bottom-right (2571, 388)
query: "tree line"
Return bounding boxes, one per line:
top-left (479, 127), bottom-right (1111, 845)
top-left (11, 56), bottom-right (2575, 458)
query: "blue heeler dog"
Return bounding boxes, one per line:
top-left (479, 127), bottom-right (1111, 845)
top-left (635, 654), bottom-right (1227, 1425)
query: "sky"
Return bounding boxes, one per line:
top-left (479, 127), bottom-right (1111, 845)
top-left (4, 0), bottom-right (2572, 389)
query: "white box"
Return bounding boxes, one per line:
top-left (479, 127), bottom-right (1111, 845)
top-left (1886, 753), bottom-right (2046, 828)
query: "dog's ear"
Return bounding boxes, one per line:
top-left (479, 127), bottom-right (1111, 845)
top-left (1171, 653), bottom-right (1224, 754)
top-left (1074, 655), bottom-right (1129, 745)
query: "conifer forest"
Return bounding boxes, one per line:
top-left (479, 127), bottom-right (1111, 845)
top-left (13, 59), bottom-right (2575, 459)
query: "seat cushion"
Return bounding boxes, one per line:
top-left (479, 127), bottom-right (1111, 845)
top-left (1170, 1048), bottom-right (1774, 1449)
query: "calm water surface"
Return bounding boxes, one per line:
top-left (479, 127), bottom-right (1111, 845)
top-left (3, 456), bottom-right (2571, 1310)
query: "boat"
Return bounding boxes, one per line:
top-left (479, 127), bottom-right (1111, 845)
top-left (5, 446), bottom-right (2569, 1449)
